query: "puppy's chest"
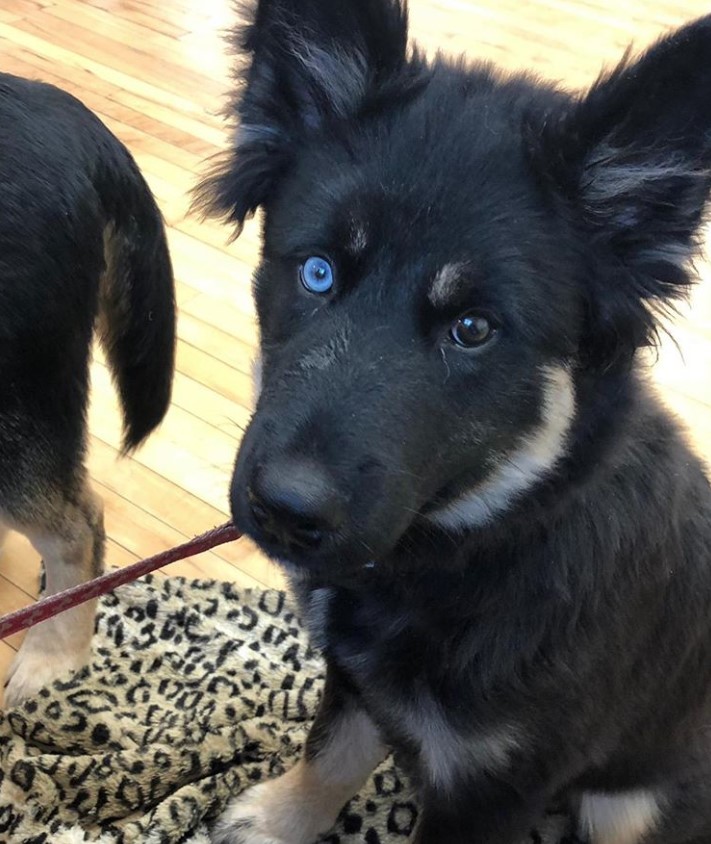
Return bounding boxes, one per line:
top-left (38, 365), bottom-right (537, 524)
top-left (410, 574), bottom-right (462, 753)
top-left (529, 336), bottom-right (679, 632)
top-left (300, 584), bottom-right (523, 791)
top-left (300, 584), bottom-right (438, 686)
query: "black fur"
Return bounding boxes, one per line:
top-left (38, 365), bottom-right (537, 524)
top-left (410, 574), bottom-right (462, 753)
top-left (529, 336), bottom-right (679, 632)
top-left (0, 73), bottom-right (175, 456)
top-left (203, 5), bottom-right (711, 843)
top-left (0, 72), bottom-right (175, 704)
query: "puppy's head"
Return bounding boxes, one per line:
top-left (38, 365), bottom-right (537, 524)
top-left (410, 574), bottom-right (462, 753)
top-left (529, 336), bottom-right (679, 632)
top-left (198, 2), bottom-right (711, 581)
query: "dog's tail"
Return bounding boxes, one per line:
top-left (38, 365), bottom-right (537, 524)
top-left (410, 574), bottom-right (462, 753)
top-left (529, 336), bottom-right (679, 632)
top-left (93, 141), bottom-right (176, 454)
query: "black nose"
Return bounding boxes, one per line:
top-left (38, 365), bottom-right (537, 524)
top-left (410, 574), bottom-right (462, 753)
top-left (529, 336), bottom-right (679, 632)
top-left (248, 459), bottom-right (345, 552)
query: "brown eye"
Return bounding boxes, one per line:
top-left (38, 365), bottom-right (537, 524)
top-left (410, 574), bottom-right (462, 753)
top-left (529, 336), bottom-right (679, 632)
top-left (450, 312), bottom-right (495, 348)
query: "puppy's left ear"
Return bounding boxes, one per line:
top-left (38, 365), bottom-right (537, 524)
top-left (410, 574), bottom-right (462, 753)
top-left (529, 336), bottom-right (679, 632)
top-left (530, 15), bottom-right (711, 362)
top-left (195, 0), bottom-right (415, 233)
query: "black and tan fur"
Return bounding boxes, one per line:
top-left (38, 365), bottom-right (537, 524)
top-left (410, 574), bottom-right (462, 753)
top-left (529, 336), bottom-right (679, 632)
top-left (0, 73), bottom-right (175, 706)
top-left (199, 3), bottom-right (711, 842)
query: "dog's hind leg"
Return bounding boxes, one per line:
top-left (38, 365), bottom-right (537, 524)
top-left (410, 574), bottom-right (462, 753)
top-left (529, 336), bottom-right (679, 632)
top-left (212, 663), bottom-right (387, 844)
top-left (4, 474), bottom-right (104, 707)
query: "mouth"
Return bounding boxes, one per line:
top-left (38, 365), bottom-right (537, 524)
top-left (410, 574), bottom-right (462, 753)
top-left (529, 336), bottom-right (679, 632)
top-left (232, 494), bottom-right (371, 573)
top-left (232, 482), bottom-right (399, 586)
top-left (274, 553), bottom-right (380, 586)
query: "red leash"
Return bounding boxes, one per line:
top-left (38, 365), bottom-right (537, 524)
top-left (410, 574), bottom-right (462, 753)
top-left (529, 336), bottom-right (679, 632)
top-left (0, 522), bottom-right (242, 640)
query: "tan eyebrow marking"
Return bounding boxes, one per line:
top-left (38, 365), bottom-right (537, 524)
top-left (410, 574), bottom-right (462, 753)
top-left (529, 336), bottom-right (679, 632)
top-left (345, 215), bottom-right (368, 256)
top-left (428, 262), bottom-right (470, 307)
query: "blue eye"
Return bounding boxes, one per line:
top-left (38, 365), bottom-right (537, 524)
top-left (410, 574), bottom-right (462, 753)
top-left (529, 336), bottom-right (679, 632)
top-left (300, 256), bottom-right (334, 294)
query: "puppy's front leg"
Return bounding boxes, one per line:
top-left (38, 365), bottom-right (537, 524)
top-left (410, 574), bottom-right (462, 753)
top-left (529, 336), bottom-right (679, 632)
top-left (212, 665), bottom-right (387, 844)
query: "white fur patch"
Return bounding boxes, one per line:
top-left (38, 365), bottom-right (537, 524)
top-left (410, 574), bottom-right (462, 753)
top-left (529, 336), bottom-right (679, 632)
top-left (348, 222), bottom-right (368, 255)
top-left (427, 364), bottom-right (575, 530)
top-left (401, 695), bottom-right (520, 792)
top-left (579, 790), bottom-right (662, 844)
top-left (428, 262), bottom-right (469, 308)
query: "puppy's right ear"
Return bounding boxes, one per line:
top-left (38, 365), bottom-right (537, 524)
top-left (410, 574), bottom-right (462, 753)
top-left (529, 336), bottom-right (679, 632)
top-left (528, 14), bottom-right (711, 364)
top-left (195, 0), bottom-right (413, 233)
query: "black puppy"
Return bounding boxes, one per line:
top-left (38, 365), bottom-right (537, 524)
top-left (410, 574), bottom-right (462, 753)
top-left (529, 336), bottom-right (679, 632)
top-left (0, 74), bottom-right (175, 706)
top-left (199, 2), bottom-right (711, 842)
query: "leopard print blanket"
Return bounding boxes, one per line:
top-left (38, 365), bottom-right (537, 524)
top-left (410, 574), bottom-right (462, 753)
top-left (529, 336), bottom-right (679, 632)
top-left (0, 576), bottom-right (575, 844)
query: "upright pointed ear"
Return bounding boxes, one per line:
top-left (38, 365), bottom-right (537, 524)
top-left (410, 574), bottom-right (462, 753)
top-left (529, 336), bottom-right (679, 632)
top-left (195, 0), bottom-right (414, 233)
top-left (528, 15), bottom-right (711, 363)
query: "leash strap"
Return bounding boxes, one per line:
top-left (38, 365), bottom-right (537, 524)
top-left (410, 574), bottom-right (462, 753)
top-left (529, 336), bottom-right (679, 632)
top-left (0, 522), bottom-right (242, 640)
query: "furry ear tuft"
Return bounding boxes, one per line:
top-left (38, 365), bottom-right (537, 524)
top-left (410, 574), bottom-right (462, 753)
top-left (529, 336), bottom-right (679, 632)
top-left (527, 15), bottom-right (711, 364)
top-left (194, 0), bottom-right (418, 234)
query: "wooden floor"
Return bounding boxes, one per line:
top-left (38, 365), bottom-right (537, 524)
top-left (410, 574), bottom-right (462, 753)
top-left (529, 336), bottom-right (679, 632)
top-left (0, 0), bottom-right (709, 683)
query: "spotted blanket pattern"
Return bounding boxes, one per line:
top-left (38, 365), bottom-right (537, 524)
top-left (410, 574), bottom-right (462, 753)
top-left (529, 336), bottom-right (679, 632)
top-left (0, 576), bottom-right (576, 843)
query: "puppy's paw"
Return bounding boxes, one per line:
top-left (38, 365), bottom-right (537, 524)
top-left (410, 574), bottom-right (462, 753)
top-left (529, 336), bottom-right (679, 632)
top-left (4, 628), bottom-right (89, 707)
top-left (211, 775), bottom-right (337, 844)
top-left (211, 786), bottom-right (289, 844)
top-left (211, 817), bottom-right (284, 844)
